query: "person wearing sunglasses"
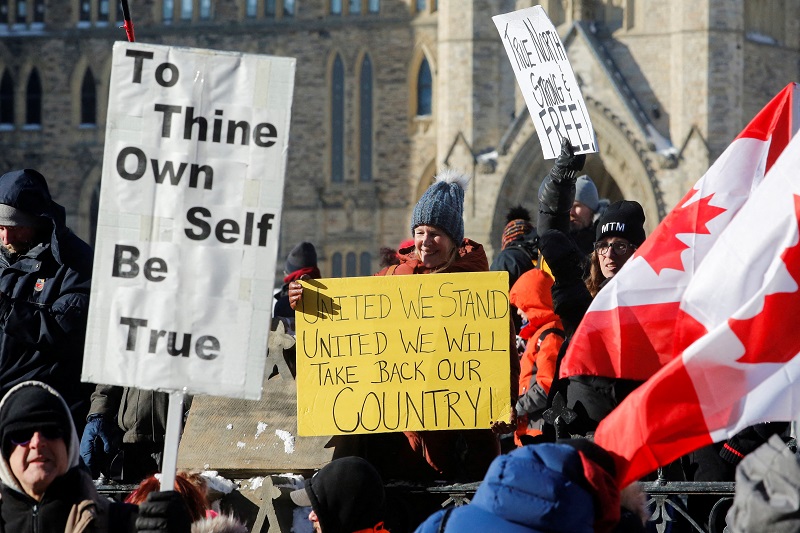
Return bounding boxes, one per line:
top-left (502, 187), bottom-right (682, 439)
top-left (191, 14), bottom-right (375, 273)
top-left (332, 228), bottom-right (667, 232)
top-left (0, 380), bottom-right (193, 533)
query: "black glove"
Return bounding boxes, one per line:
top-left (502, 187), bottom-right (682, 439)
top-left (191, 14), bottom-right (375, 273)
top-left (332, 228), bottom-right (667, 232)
top-left (538, 230), bottom-right (586, 282)
top-left (135, 490), bottom-right (192, 533)
top-left (549, 138), bottom-right (586, 184)
top-left (80, 414), bottom-right (121, 478)
top-left (538, 139), bottom-right (586, 226)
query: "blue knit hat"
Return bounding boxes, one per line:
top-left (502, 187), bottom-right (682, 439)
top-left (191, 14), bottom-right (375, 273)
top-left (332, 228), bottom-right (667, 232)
top-left (411, 168), bottom-right (470, 244)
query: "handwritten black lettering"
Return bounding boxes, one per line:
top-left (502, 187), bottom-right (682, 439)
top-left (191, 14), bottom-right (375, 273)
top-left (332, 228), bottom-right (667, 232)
top-left (397, 284), bottom-right (435, 318)
top-left (301, 330), bottom-right (388, 358)
top-left (330, 387), bottom-right (485, 433)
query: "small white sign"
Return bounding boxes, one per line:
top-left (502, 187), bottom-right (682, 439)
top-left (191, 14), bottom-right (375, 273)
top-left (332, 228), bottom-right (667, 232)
top-left (82, 42), bottom-right (296, 400)
top-left (493, 6), bottom-right (596, 159)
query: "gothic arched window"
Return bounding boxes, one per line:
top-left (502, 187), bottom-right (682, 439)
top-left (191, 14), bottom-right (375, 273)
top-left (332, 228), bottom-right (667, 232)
top-left (359, 54), bottom-right (373, 182)
top-left (345, 252), bottom-right (357, 277)
top-left (331, 54), bottom-right (345, 182)
top-left (416, 58), bottom-right (432, 116)
top-left (359, 252), bottom-right (371, 275)
top-left (80, 69), bottom-right (97, 125)
top-left (0, 71), bottom-right (13, 126)
top-left (332, 252), bottom-right (343, 277)
top-left (25, 69), bottom-right (41, 126)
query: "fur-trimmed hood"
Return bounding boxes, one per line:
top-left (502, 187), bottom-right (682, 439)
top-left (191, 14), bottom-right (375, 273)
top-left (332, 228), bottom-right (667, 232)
top-left (0, 381), bottom-right (80, 494)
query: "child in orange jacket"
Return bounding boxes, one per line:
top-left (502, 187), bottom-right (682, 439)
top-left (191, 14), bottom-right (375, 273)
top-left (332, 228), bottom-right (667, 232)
top-left (509, 268), bottom-right (565, 445)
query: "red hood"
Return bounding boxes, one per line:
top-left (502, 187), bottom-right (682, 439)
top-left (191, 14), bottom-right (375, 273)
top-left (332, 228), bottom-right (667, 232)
top-left (509, 269), bottom-right (560, 337)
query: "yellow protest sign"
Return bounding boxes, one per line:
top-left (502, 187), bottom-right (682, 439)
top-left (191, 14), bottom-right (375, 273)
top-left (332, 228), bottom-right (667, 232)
top-left (295, 271), bottom-right (511, 436)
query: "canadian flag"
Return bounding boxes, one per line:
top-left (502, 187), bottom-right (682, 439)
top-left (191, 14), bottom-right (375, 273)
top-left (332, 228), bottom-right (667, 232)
top-left (560, 83), bottom-right (799, 381)
top-left (595, 128), bottom-right (800, 486)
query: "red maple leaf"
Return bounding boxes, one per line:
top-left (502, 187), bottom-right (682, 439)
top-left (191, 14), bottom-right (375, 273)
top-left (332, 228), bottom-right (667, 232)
top-left (731, 195), bottom-right (800, 364)
top-left (637, 193), bottom-right (727, 275)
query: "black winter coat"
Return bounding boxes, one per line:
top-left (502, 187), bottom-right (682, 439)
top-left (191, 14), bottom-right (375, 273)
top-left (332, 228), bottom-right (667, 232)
top-left (0, 468), bottom-right (137, 533)
top-left (0, 170), bottom-right (94, 425)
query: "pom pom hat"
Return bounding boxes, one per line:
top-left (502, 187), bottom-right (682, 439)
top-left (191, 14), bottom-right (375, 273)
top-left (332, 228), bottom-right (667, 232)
top-left (411, 168), bottom-right (470, 245)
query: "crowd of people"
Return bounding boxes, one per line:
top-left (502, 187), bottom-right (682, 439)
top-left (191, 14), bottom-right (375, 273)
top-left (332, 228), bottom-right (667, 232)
top-left (0, 168), bottom-right (248, 531)
top-left (0, 144), bottom-right (793, 533)
top-left (285, 139), bottom-right (795, 533)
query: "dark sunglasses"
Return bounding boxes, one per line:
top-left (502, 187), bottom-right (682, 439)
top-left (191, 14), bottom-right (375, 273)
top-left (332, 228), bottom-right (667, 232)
top-left (7, 428), bottom-right (63, 447)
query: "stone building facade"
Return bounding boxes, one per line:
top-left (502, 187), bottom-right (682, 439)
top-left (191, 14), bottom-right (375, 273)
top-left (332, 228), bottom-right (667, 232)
top-left (0, 0), bottom-right (798, 278)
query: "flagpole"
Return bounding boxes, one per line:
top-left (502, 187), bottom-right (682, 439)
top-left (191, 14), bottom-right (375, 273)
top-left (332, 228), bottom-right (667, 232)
top-left (159, 390), bottom-right (185, 492)
top-left (120, 0), bottom-right (135, 42)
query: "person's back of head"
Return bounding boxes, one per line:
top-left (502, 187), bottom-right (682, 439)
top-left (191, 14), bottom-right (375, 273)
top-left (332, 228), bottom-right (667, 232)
top-left (291, 456), bottom-right (386, 533)
top-left (285, 241), bottom-right (320, 278)
top-left (127, 471), bottom-right (209, 522)
top-left (574, 176), bottom-right (600, 214)
top-left (509, 268), bottom-right (556, 324)
top-left (501, 206), bottom-right (534, 250)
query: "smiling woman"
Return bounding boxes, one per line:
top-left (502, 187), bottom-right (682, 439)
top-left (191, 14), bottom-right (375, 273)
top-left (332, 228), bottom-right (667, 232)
top-left (338, 168), bottom-right (520, 481)
top-left (289, 168), bottom-right (521, 482)
top-left (413, 225), bottom-right (454, 270)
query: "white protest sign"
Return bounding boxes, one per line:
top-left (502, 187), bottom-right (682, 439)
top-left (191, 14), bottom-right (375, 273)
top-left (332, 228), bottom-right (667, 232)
top-left (493, 6), bottom-right (596, 159)
top-left (82, 42), bottom-right (295, 400)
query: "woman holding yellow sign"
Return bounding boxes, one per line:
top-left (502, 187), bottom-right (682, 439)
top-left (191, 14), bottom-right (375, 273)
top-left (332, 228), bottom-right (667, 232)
top-left (289, 169), bottom-right (519, 482)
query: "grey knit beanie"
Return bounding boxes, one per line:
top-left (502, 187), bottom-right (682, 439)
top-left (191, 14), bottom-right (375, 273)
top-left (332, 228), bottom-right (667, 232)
top-left (285, 241), bottom-right (318, 274)
top-left (410, 168), bottom-right (469, 244)
top-left (575, 175), bottom-right (600, 212)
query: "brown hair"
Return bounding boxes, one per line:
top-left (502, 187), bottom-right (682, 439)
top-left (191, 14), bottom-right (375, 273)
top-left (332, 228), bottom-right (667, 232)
top-left (585, 251), bottom-right (605, 297)
top-left (126, 471), bottom-right (209, 522)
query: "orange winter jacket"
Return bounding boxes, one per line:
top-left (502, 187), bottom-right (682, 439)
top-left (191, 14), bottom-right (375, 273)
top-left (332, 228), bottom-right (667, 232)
top-left (509, 269), bottom-right (564, 443)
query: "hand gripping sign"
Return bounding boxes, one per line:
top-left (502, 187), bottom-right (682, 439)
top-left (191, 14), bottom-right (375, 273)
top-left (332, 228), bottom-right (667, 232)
top-left (294, 272), bottom-right (511, 436)
top-left (493, 6), bottom-right (597, 159)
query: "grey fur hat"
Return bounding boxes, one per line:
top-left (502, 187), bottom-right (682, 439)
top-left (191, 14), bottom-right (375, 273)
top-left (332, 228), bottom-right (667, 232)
top-left (575, 175), bottom-right (600, 212)
top-left (410, 168), bottom-right (470, 244)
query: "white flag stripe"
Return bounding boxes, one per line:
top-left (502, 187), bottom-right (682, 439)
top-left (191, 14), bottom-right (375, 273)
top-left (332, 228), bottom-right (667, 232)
top-left (677, 131), bottom-right (800, 439)
top-left (586, 137), bottom-right (772, 313)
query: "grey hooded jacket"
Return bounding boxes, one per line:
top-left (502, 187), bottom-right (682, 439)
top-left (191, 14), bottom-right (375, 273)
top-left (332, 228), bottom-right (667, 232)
top-left (726, 434), bottom-right (800, 533)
